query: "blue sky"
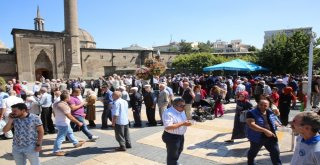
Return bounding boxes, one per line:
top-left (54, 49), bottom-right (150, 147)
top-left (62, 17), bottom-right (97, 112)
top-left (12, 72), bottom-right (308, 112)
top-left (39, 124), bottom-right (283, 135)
top-left (1, 0), bottom-right (319, 49)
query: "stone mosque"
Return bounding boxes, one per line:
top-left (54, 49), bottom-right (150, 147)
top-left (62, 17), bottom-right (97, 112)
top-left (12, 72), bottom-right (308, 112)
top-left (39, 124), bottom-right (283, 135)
top-left (0, 0), bottom-right (178, 81)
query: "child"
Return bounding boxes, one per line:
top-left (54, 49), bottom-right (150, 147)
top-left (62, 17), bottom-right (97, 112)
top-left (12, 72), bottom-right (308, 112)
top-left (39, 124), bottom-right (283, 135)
top-left (211, 86), bottom-right (224, 118)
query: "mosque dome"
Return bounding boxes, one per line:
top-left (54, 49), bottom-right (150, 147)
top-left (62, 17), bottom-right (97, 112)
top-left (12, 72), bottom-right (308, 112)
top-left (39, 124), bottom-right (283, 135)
top-left (0, 40), bottom-right (7, 49)
top-left (78, 28), bottom-right (96, 48)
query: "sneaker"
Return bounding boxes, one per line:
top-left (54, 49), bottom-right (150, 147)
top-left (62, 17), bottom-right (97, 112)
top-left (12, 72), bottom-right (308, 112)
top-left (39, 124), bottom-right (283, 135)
top-left (89, 135), bottom-right (99, 142)
top-left (54, 151), bottom-right (67, 156)
top-left (74, 141), bottom-right (85, 148)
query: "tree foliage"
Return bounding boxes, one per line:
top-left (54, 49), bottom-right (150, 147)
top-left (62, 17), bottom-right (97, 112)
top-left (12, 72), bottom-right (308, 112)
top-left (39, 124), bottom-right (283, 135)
top-left (179, 40), bottom-right (193, 53)
top-left (258, 30), bottom-right (319, 74)
top-left (172, 52), bottom-right (257, 73)
top-left (0, 77), bottom-right (6, 91)
top-left (198, 41), bottom-right (214, 52)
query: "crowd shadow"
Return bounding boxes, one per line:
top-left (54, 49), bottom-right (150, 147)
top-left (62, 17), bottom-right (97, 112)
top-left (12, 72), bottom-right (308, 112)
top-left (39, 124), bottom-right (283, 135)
top-left (64, 146), bottom-right (117, 157)
top-left (0, 152), bottom-right (14, 161)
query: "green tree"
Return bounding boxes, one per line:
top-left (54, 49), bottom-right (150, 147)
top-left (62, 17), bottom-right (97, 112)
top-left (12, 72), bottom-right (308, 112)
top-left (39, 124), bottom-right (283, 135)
top-left (248, 45), bottom-right (257, 52)
top-left (198, 41), bottom-right (213, 52)
top-left (0, 77), bottom-right (6, 91)
top-left (172, 52), bottom-right (257, 73)
top-left (258, 30), bottom-right (317, 74)
top-left (179, 40), bottom-right (193, 53)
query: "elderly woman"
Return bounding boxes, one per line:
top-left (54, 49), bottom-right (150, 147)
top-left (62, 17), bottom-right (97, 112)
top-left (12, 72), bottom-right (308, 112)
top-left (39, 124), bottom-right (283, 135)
top-left (85, 90), bottom-right (97, 127)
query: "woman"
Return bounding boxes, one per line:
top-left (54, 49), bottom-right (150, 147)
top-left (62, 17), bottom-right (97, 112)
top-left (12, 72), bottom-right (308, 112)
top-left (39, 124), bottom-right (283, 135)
top-left (266, 97), bottom-right (282, 127)
top-left (85, 90), bottom-right (97, 127)
top-left (225, 91), bottom-right (253, 143)
top-left (279, 87), bottom-right (296, 126)
top-left (193, 85), bottom-right (207, 107)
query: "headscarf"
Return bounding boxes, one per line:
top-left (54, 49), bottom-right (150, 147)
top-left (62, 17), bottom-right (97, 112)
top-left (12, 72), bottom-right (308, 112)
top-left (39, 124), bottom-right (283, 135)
top-left (238, 91), bottom-right (249, 102)
top-left (283, 87), bottom-right (293, 95)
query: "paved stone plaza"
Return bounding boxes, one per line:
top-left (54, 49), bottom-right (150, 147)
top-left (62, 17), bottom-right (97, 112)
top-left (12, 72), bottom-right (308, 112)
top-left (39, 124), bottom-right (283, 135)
top-left (0, 98), bottom-right (298, 165)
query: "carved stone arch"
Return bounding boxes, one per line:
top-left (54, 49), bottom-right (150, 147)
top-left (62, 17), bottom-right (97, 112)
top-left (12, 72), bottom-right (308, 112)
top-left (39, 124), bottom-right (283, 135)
top-left (34, 49), bottom-right (53, 81)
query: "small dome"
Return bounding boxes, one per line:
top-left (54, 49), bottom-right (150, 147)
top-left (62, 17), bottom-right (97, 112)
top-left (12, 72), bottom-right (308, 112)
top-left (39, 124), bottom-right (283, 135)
top-left (0, 40), bottom-right (7, 49)
top-left (78, 28), bottom-right (95, 43)
top-left (78, 28), bottom-right (96, 48)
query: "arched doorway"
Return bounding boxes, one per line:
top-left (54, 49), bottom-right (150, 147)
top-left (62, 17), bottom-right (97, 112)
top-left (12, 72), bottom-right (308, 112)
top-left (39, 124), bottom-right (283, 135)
top-left (34, 50), bottom-right (53, 81)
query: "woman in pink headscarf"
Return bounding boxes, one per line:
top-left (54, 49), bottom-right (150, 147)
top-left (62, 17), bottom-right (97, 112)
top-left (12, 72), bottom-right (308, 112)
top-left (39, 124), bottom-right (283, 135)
top-left (225, 91), bottom-right (253, 143)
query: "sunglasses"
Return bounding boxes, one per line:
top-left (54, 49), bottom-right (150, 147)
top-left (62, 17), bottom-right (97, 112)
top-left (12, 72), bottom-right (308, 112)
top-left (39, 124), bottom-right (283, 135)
top-left (176, 104), bottom-right (186, 108)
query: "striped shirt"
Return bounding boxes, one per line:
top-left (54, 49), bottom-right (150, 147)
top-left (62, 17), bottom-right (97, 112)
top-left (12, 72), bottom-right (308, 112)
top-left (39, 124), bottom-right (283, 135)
top-left (163, 106), bottom-right (187, 135)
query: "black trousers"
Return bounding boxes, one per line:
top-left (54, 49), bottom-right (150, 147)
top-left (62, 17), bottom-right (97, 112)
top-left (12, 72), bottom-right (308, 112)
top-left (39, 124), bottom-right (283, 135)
top-left (133, 108), bottom-right (142, 126)
top-left (146, 106), bottom-right (157, 126)
top-left (41, 107), bottom-right (55, 133)
top-left (101, 104), bottom-right (112, 128)
top-left (162, 131), bottom-right (184, 165)
top-left (114, 124), bottom-right (131, 148)
top-left (247, 138), bottom-right (281, 165)
top-left (279, 107), bottom-right (290, 126)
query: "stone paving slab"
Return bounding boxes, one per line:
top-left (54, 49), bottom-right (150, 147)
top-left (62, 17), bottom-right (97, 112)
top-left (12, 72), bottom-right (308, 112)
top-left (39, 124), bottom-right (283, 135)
top-left (0, 99), bottom-right (298, 165)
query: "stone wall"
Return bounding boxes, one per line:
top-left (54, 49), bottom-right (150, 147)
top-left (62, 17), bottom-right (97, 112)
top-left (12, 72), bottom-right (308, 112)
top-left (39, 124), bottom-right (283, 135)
top-left (0, 53), bottom-right (17, 80)
top-left (80, 48), bottom-right (179, 79)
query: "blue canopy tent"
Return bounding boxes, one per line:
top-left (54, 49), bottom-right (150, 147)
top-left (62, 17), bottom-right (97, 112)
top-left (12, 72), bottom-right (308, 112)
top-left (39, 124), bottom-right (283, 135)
top-left (203, 59), bottom-right (268, 72)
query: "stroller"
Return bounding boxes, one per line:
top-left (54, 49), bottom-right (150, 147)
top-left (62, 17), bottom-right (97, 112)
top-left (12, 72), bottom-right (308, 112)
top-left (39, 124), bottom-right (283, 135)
top-left (192, 99), bottom-right (215, 122)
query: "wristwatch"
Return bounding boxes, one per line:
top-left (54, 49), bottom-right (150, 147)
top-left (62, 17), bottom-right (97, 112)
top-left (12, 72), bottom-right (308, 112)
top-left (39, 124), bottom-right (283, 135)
top-left (36, 144), bottom-right (41, 147)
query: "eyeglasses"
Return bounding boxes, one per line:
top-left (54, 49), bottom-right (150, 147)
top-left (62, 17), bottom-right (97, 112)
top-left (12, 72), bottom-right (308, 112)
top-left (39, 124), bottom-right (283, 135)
top-left (176, 104), bottom-right (186, 108)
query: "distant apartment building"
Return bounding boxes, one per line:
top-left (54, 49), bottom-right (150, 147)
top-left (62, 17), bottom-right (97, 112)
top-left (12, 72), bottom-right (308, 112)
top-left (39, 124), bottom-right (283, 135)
top-left (152, 41), bottom-right (199, 52)
top-left (213, 39), bottom-right (250, 53)
top-left (264, 27), bottom-right (312, 46)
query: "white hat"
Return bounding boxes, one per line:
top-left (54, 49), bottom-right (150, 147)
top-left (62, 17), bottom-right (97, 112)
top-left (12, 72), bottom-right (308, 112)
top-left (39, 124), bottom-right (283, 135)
top-left (130, 87), bottom-right (138, 91)
top-left (119, 86), bottom-right (126, 91)
top-left (144, 85), bottom-right (151, 88)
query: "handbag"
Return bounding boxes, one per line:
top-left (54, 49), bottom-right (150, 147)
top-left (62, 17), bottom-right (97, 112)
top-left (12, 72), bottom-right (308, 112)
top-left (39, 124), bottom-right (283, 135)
top-left (239, 110), bottom-right (247, 123)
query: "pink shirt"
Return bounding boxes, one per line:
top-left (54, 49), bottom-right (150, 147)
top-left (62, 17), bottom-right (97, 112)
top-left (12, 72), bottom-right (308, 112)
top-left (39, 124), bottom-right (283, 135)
top-left (68, 96), bottom-right (84, 117)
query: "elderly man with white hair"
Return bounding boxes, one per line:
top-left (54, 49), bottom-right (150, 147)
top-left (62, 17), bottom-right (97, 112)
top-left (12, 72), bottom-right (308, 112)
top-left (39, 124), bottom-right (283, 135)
top-left (129, 87), bottom-right (142, 127)
top-left (38, 87), bottom-right (55, 134)
top-left (158, 83), bottom-right (170, 125)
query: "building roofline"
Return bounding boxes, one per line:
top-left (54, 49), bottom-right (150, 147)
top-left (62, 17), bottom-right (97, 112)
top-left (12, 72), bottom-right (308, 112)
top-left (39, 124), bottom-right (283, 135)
top-left (11, 28), bottom-right (65, 36)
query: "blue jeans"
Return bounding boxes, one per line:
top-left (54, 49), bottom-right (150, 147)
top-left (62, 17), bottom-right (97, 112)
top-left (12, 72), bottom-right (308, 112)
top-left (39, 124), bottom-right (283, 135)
top-left (12, 145), bottom-right (40, 165)
top-left (70, 116), bottom-right (93, 139)
top-left (53, 125), bottom-right (79, 153)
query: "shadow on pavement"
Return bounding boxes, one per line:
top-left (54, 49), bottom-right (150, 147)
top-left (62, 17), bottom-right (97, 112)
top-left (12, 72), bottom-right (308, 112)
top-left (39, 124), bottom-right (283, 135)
top-left (0, 152), bottom-right (14, 160)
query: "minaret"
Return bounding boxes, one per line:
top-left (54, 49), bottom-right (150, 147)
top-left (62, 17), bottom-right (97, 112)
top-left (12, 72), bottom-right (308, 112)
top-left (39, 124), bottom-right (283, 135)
top-left (64, 0), bottom-right (82, 78)
top-left (34, 6), bottom-right (45, 31)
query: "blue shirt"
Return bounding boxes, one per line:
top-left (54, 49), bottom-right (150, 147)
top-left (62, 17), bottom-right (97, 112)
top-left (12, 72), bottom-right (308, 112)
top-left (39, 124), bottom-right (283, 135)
top-left (0, 92), bottom-right (9, 108)
top-left (103, 90), bottom-right (113, 105)
top-left (291, 135), bottom-right (320, 165)
top-left (13, 113), bottom-right (42, 147)
top-left (111, 98), bottom-right (129, 125)
top-left (38, 93), bottom-right (52, 108)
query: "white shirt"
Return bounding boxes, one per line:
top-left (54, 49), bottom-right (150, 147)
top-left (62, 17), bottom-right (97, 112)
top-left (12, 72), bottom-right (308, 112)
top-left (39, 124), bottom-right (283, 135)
top-left (163, 106), bottom-right (188, 135)
top-left (53, 101), bottom-right (71, 126)
top-left (235, 84), bottom-right (246, 95)
top-left (291, 135), bottom-right (320, 165)
top-left (33, 84), bottom-right (41, 93)
top-left (1, 96), bottom-right (24, 117)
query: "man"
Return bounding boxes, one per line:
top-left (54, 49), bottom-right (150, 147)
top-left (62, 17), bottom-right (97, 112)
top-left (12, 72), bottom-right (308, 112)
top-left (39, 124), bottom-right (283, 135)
top-left (111, 91), bottom-right (132, 151)
top-left (235, 80), bottom-right (245, 96)
top-left (3, 103), bottom-right (44, 165)
top-left (243, 78), bottom-right (253, 97)
top-left (1, 90), bottom-right (24, 137)
top-left (311, 76), bottom-right (320, 108)
top-left (13, 80), bottom-right (22, 97)
top-left (129, 87), bottom-right (143, 127)
top-left (38, 87), bottom-right (55, 134)
top-left (158, 83), bottom-right (169, 125)
top-left (101, 86), bottom-right (113, 129)
top-left (52, 91), bottom-right (85, 156)
top-left (162, 98), bottom-right (192, 165)
top-left (69, 88), bottom-right (98, 141)
top-left (0, 88), bottom-right (10, 139)
top-left (290, 112), bottom-right (320, 165)
top-left (261, 80), bottom-right (272, 97)
top-left (181, 82), bottom-right (195, 120)
top-left (32, 81), bottom-right (41, 94)
top-left (143, 85), bottom-right (157, 126)
top-left (246, 99), bottom-right (281, 165)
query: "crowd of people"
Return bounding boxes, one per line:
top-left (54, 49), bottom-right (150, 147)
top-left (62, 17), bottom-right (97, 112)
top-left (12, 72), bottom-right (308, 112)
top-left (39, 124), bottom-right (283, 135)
top-left (0, 73), bottom-right (319, 165)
